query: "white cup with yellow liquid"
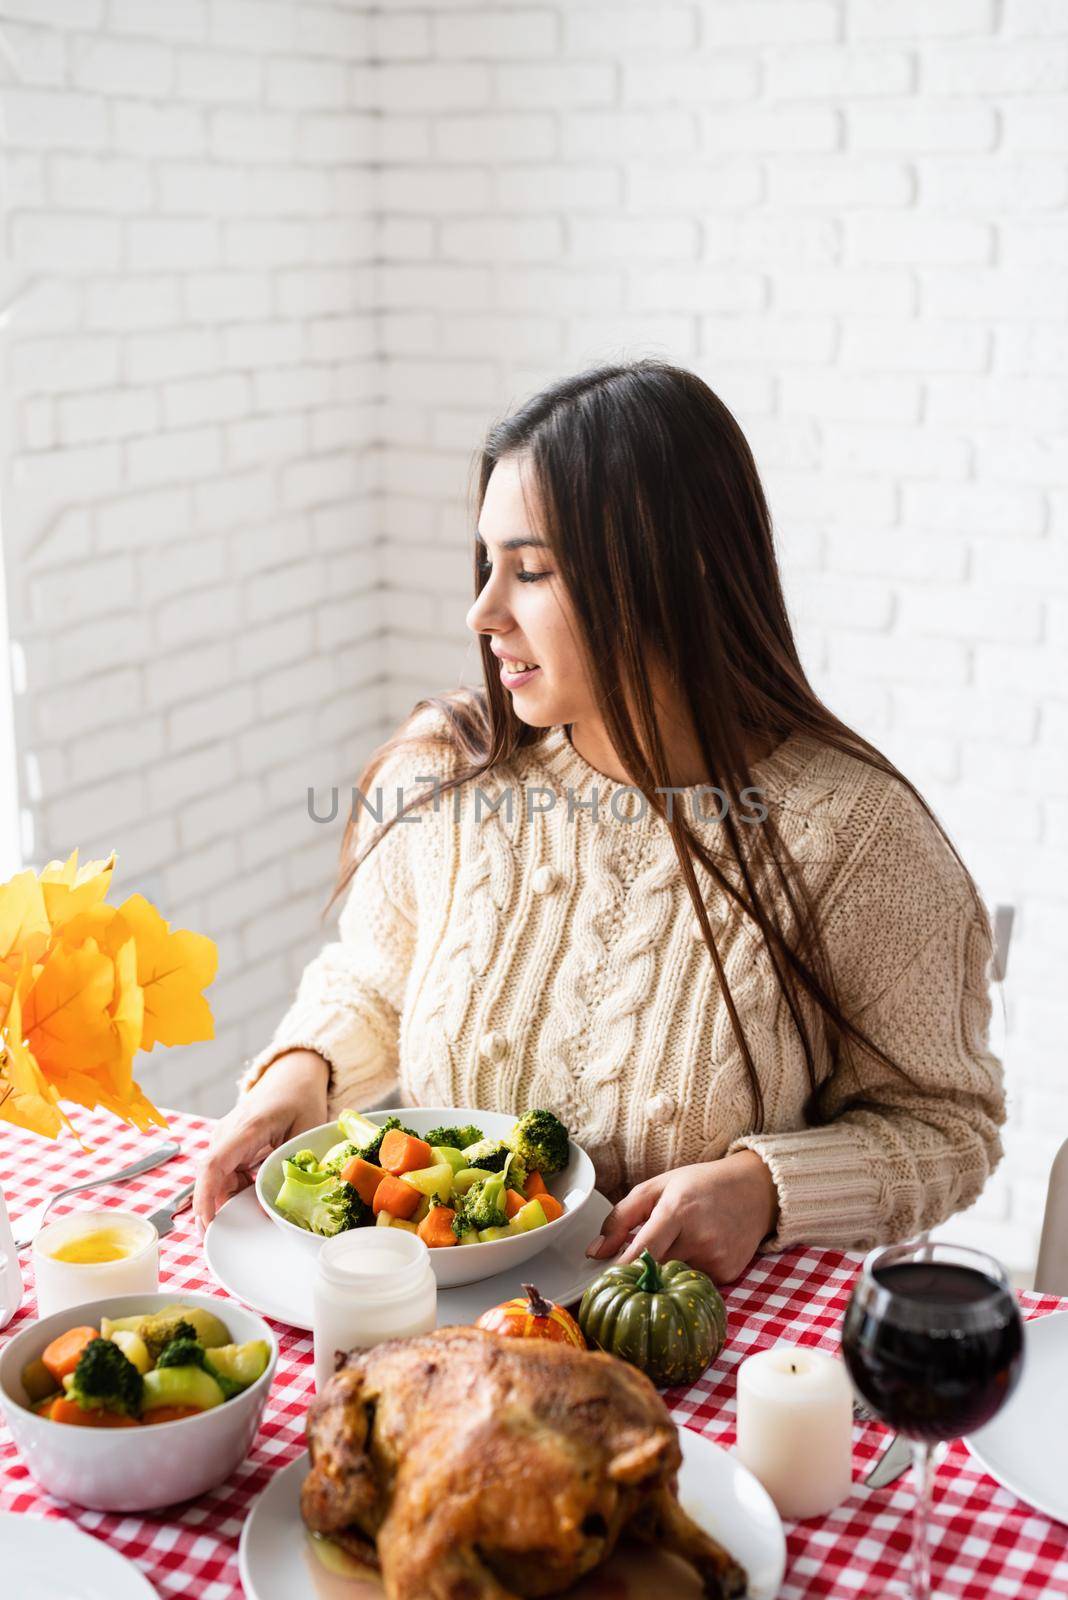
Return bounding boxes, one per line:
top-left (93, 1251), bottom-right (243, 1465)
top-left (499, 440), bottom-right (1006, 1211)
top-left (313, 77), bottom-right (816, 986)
top-left (32, 1209), bottom-right (159, 1318)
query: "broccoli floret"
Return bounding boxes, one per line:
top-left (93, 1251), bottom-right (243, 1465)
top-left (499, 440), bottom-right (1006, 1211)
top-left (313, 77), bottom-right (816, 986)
top-left (458, 1174), bottom-right (509, 1234)
top-left (288, 1149), bottom-right (321, 1173)
top-left (461, 1139), bottom-right (527, 1190)
top-left (507, 1109), bottom-right (570, 1176)
top-left (275, 1161), bottom-right (340, 1229)
top-left (69, 1337), bottom-right (143, 1416)
top-left (138, 1314), bottom-right (198, 1363)
top-left (451, 1148), bottom-right (526, 1240)
top-left (309, 1180), bottom-right (369, 1238)
top-left (156, 1338), bottom-right (207, 1371)
top-left (320, 1141), bottom-right (360, 1176)
top-left (450, 1185), bottom-right (477, 1239)
top-left (337, 1109), bottom-right (383, 1150)
top-left (425, 1123), bottom-right (483, 1150)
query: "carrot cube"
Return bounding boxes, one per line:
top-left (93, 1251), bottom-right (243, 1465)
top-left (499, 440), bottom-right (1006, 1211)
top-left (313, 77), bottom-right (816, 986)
top-left (41, 1326), bottom-right (98, 1386)
top-left (378, 1130), bottom-right (434, 1175)
top-left (372, 1174), bottom-right (422, 1219)
top-left (342, 1156), bottom-right (387, 1207)
top-left (48, 1397), bottom-right (138, 1427)
top-left (417, 1206), bottom-right (458, 1248)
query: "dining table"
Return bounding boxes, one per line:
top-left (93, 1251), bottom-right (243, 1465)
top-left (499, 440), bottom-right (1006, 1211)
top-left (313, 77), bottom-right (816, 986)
top-left (1, 1104), bottom-right (1066, 1599)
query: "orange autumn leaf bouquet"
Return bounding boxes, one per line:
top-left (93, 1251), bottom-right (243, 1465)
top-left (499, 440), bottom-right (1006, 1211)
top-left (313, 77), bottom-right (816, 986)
top-left (0, 848), bottom-right (218, 1143)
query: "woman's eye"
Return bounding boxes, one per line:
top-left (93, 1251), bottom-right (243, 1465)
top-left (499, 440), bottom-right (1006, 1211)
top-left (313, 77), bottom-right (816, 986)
top-left (477, 557), bottom-right (551, 584)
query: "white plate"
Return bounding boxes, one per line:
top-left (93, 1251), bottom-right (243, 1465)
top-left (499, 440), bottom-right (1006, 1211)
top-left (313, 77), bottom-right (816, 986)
top-left (205, 1184), bottom-right (616, 1331)
top-left (240, 1438), bottom-right (785, 1600)
top-left (0, 1512), bottom-right (158, 1599)
top-left (255, 1107), bottom-right (596, 1289)
top-left (964, 1308), bottom-right (1068, 1524)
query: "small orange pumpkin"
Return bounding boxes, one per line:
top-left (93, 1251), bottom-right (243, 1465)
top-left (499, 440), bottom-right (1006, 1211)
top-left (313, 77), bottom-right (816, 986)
top-left (476, 1283), bottom-right (586, 1348)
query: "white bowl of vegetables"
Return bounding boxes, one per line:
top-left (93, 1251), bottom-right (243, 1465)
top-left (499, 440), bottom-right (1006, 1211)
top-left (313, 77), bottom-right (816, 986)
top-left (0, 1291), bottom-right (277, 1511)
top-left (255, 1106), bottom-right (596, 1289)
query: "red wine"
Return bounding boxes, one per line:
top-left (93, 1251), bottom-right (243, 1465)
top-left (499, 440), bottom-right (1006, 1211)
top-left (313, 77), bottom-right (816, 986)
top-left (842, 1260), bottom-right (1024, 1442)
top-left (875, 1261), bottom-right (1003, 1307)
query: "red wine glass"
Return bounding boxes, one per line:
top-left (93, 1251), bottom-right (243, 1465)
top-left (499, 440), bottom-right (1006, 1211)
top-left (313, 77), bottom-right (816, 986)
top-left (841, 1239), bottom-right (1024, 1600)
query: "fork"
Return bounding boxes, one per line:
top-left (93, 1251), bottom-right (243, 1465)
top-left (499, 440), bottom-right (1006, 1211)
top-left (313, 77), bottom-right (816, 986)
top-left (12, 1141), bottom-right (181, 1249)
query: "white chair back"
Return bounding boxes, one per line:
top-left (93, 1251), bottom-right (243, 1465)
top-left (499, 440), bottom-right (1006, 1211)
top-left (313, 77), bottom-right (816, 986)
top-left (1036, 1143), bottom-right (1068, 1296)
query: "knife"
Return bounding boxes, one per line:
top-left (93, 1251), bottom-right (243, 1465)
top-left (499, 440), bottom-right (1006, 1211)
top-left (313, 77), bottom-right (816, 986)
top-left (864, 1432), bottom-right (950, 1490)
top-left (146, 1183), bottom-right (195, 1239)
top-left (864, 1431), bottom-right (913, 1489)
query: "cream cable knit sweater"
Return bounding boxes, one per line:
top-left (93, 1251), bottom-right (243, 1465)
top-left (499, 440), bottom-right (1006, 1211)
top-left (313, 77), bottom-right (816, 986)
top-left (241, 710), bottom-right (1006, 1255)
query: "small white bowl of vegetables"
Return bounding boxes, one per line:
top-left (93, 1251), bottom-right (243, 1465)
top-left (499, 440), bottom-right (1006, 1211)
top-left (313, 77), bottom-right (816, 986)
top-left (255, 1105), bottom-right (596, 1289)
top-left (0, 1290), bottom-right (277, 1511)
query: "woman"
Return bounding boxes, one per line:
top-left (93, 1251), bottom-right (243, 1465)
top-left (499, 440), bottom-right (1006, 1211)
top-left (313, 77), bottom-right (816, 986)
top-left (193, 360), bottom-right (1006, 1284)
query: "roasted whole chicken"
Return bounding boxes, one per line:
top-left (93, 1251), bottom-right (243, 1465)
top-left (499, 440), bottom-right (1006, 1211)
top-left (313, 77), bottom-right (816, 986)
top-left (301, 1325), bottom-right (747, 1599)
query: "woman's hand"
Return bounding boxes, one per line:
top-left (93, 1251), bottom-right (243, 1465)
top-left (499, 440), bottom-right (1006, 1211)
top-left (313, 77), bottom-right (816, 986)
top-left (584, 1151), bottom-right (780, 1284)
top-left (192, 1049), bottom-right (330, 1233)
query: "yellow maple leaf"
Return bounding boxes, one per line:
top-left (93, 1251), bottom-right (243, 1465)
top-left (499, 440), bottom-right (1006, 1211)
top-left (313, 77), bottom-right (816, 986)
top-left (0, 1041), bottom-right (65, 1138)
top-left (115, 894), bottom-right (217, 1050)
top-left (43, 1063), bottom-right (166, 1134)
top-left (105, 936), bottom-right (145, 1099)
top-left (0, 868), bottom-right (51, 1015)
top-left (0, 965), bottom-right (74, 1141)
top-left (100, 1080), bottom-right (167, 1134)
top-left (39, 848), bottom-right (116, 931)
top-left (22, 937), bottom-right (116, 1078)
top-left (24, 928), bottom-right (155, 1117)
top-left (58, 903), bottom-right (132, 963)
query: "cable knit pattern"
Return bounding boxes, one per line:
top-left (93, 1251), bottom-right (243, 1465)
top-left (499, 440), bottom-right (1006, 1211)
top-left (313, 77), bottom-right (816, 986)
top-left (419, 775), bottom-right (519, 1109)
top-left (240, 711), bottom-right (1006, 1252)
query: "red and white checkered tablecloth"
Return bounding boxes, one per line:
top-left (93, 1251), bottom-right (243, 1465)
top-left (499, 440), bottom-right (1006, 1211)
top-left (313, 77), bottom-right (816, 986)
top-left (1, 1106), bottom-right (1066, 1599)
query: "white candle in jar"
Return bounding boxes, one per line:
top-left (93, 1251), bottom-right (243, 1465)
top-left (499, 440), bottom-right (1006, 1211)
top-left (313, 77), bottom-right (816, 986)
top-left (312, 1228), bottom-right (437, 1392)
top-left (735, 1344), bottom-right (853, 1520)
top-left (32, 1209), bottom-right (159, 1319)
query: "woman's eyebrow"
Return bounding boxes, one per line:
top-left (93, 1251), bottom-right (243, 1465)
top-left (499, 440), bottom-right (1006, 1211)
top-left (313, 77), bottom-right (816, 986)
top-left (475, 530), bottom-right (550, 551)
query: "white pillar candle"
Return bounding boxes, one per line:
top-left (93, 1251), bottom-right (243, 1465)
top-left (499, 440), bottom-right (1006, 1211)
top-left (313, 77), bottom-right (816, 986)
top-left (735, 1344), bottom-right (853, 1520)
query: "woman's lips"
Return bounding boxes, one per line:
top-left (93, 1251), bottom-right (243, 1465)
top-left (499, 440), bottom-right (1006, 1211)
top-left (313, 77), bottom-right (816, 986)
top-left (499, 661), bottom-right (541, 686)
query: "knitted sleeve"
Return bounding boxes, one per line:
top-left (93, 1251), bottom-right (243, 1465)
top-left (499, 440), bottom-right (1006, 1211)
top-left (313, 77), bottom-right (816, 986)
top-left (727, 888), bottom-right (1007, 1253)
top-left (237, 720), bottom-right (448, 1109)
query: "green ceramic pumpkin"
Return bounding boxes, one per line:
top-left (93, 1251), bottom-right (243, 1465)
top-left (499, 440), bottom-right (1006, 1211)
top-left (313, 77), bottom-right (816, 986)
top-left (578, 1249), bottom-right (728, 1388)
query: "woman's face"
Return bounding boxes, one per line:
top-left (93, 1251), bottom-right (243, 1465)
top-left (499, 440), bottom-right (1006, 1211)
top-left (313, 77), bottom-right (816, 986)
top-left (466, 455), bottom-right (596, 730)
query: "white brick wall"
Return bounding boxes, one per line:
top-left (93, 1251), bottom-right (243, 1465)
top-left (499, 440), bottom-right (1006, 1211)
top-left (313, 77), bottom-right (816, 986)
top-left (0, 0), bottom-right (385, 1119)
top-left (1, 1), bottom-right (1065, 1279)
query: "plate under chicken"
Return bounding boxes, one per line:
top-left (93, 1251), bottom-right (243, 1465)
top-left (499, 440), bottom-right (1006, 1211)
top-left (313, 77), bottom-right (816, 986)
top-left (300, 1324), bottom-right (747, 1599)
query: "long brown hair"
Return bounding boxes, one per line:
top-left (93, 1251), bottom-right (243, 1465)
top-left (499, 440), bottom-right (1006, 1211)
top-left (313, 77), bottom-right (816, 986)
top-left (324, 359), bottom-right (994, 1132)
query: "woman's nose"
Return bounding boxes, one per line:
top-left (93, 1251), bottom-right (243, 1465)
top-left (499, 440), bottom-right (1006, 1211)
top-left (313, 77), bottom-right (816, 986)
top-left (466, 586), bottom-right (510, 636)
